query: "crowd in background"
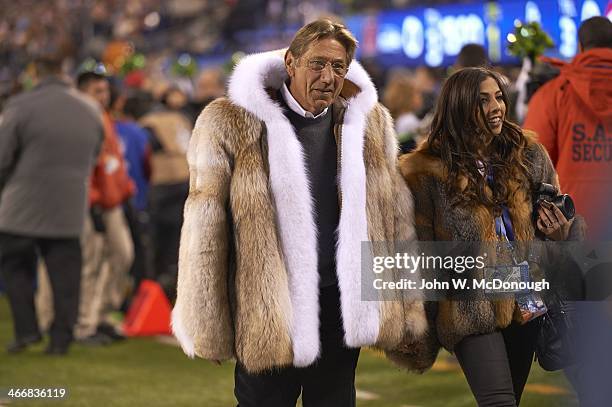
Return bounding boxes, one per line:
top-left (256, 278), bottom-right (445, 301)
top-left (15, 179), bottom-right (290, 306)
top-left (0, 40), bottom-right (541, 345)
top-left (1, 0), bottom-right (491, 109)
top-left (0, 3), bottom-right (611, 397)
top-left (34, 64), bottom-right (228, 347)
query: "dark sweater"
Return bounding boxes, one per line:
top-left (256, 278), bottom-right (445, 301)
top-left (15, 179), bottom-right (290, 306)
top-left (279, 92), bottom-right (340, 287)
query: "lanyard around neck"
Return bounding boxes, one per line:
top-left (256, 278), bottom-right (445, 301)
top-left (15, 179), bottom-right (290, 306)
top-left (486, 168), bottom-right (516, 242)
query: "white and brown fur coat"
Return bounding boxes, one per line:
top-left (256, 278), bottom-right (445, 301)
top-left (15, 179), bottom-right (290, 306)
top-left (171, 49), bottom-right (428, 373)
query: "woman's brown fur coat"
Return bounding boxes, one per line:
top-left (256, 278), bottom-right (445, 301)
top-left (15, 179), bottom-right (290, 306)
top-left (397, 133), bottom-right (586, 360)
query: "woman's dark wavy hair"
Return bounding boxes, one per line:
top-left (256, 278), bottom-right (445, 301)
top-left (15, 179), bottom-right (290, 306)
top-left (427, 67), bottom-right (530, 211)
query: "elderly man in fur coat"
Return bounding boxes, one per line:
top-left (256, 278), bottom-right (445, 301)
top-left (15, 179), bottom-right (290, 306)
top-left (171, 19), bottom-right (428, 406)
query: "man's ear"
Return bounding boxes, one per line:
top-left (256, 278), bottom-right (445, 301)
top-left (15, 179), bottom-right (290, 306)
top-left (285, 51), bottom-right (296, 78)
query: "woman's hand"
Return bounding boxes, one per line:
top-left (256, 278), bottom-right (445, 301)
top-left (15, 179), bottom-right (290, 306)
top-left (536, 200), bottom-right (574, 241)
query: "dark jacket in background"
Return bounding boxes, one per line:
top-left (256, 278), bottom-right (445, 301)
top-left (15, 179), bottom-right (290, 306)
top-left (0, 77), bottom-right (103, 238)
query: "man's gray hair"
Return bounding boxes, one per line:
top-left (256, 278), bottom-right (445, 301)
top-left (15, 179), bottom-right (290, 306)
top-left (287, 18), bottom-right (358, 63)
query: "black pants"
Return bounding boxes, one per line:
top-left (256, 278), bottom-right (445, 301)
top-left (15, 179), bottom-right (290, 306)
top-left (455, 320), bottom-right (540, 406)
top-left (564, 302), bottom-right (612, 407)
top-left (123, 204), bottom-right (152, 292)
top-left (149, 183), bottom-right (188, 301)
top-left (234, 285), bottom-right (360, 407)
top-left (0, 232), bottom-right (82, 347)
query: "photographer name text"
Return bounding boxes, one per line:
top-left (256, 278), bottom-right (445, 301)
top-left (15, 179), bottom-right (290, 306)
top-left (373, 278), bottom-right (550, 292)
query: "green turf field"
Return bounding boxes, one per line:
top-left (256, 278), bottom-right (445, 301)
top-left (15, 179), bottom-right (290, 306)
top-left (0, 296), bottom-right (577, 406)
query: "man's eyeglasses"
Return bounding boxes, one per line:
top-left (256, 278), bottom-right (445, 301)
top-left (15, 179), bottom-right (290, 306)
top-left (305, 59), bottom-right (348, 77)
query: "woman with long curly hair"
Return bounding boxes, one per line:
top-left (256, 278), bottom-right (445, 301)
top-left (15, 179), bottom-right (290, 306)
top-left (399, 67), bottom-right (585, 406)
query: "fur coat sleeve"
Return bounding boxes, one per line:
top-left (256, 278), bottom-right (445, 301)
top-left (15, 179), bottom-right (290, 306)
top-left (374, 108), bottom-right (439, 372)
top-left (386, 146), bottom-right (441, 373)
top-left (171, 103), bottom-right (235, 361)
top-left (526, 139), bottom-right (587, 241)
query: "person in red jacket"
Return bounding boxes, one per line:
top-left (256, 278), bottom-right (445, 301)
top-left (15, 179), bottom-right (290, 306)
top-left (525, 17), bottom-right (612, 406)
top-left (524, 16), bottom-right (612, 241)
top-left (89, 110), bottom-right (136, 209)
top-left (75, 70), bottom-right (135, 344)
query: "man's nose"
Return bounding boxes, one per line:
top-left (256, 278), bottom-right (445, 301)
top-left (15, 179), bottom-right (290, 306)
top-left (319, 64), bottom-right (334, 84)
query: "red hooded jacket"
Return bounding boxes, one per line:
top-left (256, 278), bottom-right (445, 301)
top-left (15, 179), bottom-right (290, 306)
top-left (524, 48), bottom-right (612, 240)
top-left (89, 111), bottom-right (135, 209)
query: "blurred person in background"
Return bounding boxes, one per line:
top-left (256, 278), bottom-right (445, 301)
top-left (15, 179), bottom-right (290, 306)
top-left (0, 55), bottom-right (103, 355)
top-left (163, 86), bottom-right (189, 112)
top-left (453, 43), bottom-right (489, 70)
top-left (410, 66), bottom-right (443, 141)
top-left (400, 67), bottom-right (586, 406)
top-left (112, 88), bottom-right (153, 296)
top-left (523, 16), bottom-right (612, 242)
top-left (76, 69), bottom-right (135, 345)
top-left (382, 72), bottom-right (423, 153)
top-left (524, 16), bottom-right (612, 406)
top-left (185, 67), bottom-right (226, 125)
top-left (452, 43), bottom-right (520, 124)
top-left (359, 57), bottom-right (387, 92)
top-left (140, 86), bottom-right (192, 301)
top-left (413, 66), bottom-right (441, 118)
top-left (171, 19), bottom-right (427, 406)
